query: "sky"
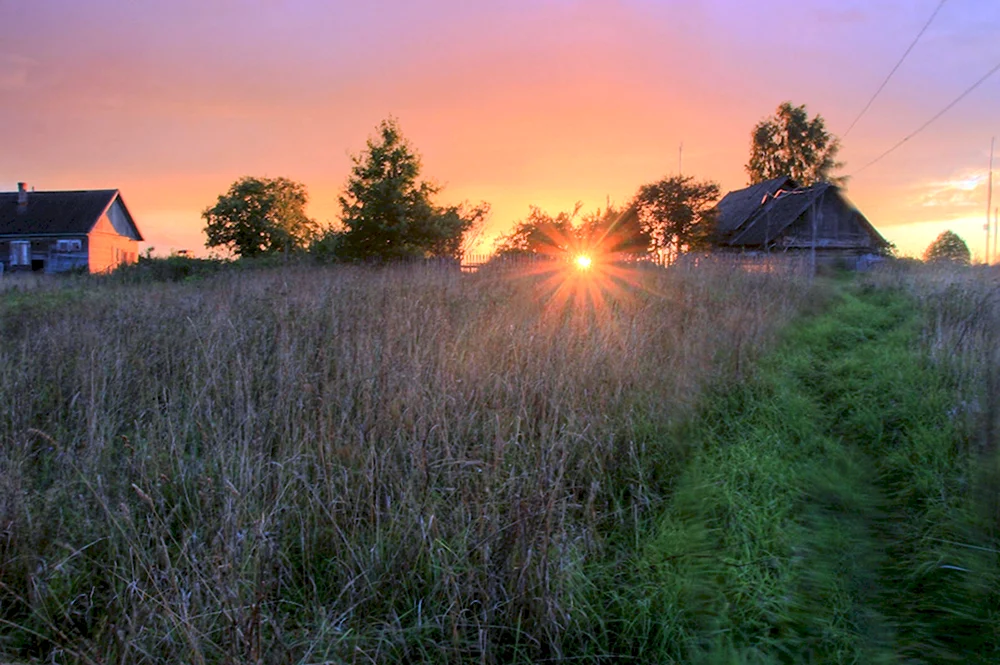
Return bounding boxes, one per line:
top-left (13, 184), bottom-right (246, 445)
top-left (1, 0), bottom-right (999, 259)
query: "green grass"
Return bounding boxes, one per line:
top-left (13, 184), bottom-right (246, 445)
top-left (573, 281), bottom-right (1000, 663)
top-left (2, 262), bottom-right (998, 663)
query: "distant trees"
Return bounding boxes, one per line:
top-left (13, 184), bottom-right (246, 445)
top-left (747, 102), bottom-right (845, 186)
top-left (492, 177), bottom-right (720, 265)
top-left (203, 176), bottom-right (318, 258)
top-left (333, 118), bottom-right (488, 261)
top-left (493, 202), bottom-right (648, 259)
top-left (493, 176), bottom-right (720, 265)
top-left (633, 175), bottom-right (721, 264)
top-left (203, 120), bottom-right (487, 263)
top-left (200, 118), bottom-right (732, 267)
top-left (494, 205), bottom-right (582, 257)
top-left (923, 230), bottom-right (971, 265)
top-left (577, 204), bottom-right (649, 256)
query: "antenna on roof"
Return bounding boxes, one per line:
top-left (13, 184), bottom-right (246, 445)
top-left (989, 137), bottom-right (995, 264)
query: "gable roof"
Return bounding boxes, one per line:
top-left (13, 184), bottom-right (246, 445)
top-left (729, 183), bottom-right (830, 246)
top-left (0, 189), bottom-right (143, 240)
top-left (725, 182), bottom-right (889, 249)
top-left (716, 176), bottom-right (797, 235)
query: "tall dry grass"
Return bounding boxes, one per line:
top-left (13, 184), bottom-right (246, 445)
top-left (868, 264), bottom-right (999, 442)
top-left (869, 263), bottom-right (1000, 519)
top-left (0, 262), bottom-right (807, 663)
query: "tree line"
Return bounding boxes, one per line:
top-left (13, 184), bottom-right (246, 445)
top-left (202, 118), bottom-right (488, 261)
top-left (202, 103), bottom-right (849, 263)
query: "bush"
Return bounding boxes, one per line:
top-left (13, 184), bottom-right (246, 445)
top-left (923, 230), bottom-right (971, 265)
top-left (110, 254), bottom-right (229, 283)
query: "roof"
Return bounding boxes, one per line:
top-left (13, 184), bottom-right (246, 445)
top-left (724, 182), bottom-right (889, 249)
top-left (729, 183), bottom-right (830, 246)
top-left (716, 176), bottom-right (797, 235)
top-left (0, 189), bottom-right (143, 240)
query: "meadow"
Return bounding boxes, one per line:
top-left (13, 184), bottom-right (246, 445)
top-left (0, 259), bottom-right (998, 664)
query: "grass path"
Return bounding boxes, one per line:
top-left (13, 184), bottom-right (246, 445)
top-left (577, 282), bottom-right (999, 663)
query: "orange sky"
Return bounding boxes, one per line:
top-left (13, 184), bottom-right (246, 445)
top-left (2, 0), bottom-right (999, 259)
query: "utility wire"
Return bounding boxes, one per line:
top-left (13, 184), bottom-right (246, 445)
top-left (843, 0), bottom-right (948, 138)
top-left (852, 58), bottom-right (1000, 177)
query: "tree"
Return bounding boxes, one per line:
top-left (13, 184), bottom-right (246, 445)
top-left (493, 204), bottom-right (581, 257)
top-left (747, 102), bottom-right (845, 186)
top-left (203, 176), bottom-right (317, 258)
top-left (923, 230), bottom-right (971, 265)
top-left (577, 204), bottom-right (650, 256)
top-left (633, 175), bottom-right (720, 264)
top-left (337, 118), bottom-right (488, 261)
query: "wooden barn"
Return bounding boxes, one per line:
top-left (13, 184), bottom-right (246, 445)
top-left (715, 177), bottom-right (889, 268)
top-left (0, 183), bottom-right (143, 274)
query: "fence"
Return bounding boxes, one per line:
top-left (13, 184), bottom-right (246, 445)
top-left (460, 253), bottom-right (567, 272)
top-left (461, 251), bottom-right (815, 276)
top-left (674, 253), bottom-right (814, 276)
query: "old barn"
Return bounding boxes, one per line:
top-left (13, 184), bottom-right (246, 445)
top-left (715, 178), bottom-right (889, 267)
top-left (0, 183), bottom-right (144, 274)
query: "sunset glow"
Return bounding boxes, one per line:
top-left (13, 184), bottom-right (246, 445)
top-left (1, 1), bottom-right (998, 260)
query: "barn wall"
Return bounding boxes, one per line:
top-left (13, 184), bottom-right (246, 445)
top-left (48, 236), bottom-right (89, 273)
top-left (781, 193), bottom-right (880, 250)
top-left (88, 212), bottom-right (139, 272)
top-left (0, 238), bottom-right (46, 271)
top-left (0, 236), bottom-right (89, 273)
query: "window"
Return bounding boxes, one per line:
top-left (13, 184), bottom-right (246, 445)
top-left (55, 239), bottom-right (82, 252)
top-left (10, 241), bottom-right (29, 266)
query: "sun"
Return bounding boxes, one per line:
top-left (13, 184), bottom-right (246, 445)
top-left (574, 254), bottom-right (593, 270)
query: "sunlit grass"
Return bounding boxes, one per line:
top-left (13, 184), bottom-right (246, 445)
top-left (0, 261), bottom-right (809, 664)
top-left (10, 259), bottom-right (998, 663)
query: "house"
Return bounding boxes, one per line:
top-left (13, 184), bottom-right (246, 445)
top-left (715, 178), bottom-right (889, 267)
top-left (0, 183), bottom-right (143, 274)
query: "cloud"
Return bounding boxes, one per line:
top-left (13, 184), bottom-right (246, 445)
top-left (915, 169), bottom-right (988, 210)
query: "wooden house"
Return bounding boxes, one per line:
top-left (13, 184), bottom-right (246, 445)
top-left (715, 178), bottom-right (889, 267)
top-left (0, 183), bottom-right (143, 274)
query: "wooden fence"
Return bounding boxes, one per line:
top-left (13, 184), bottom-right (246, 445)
top-left (673, 253), bottom-right (814, 276)
top-left (460, 253), bottom-right (565, 272)
top-left (460, 252), bottom-right (816, 276)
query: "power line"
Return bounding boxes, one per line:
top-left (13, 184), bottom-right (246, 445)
top-left (852, 58), bottom-right (1000, 177)
top-left (843, 0), bottom-right (948, 138)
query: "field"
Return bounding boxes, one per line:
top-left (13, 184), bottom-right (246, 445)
top-left (1, 260), bottom-right (999, 663)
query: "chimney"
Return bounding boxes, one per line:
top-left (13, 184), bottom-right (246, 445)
top-left (17, 182), bottom-right (27, 207)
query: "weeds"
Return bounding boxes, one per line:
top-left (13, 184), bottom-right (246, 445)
top-left (573, 271), bottom-right (1000, 663)
top-left (8, 260), bottom-right (994, 664)
top-left (0, 261), bottom-right (805, 663)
